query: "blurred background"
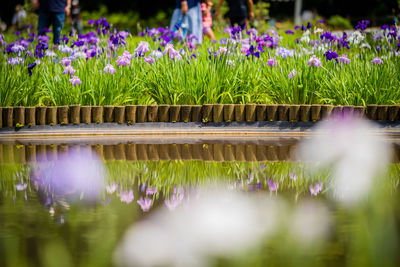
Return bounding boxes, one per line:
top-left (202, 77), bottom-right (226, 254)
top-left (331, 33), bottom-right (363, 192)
top-left (0, 0), bottom-right (399, 33)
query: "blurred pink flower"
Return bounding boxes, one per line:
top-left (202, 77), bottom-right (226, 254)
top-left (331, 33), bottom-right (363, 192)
top-left (308, 55), bottom-right (322, 67)
top-left (69, 75), bottom-right (81, 85)
top-left (338, 54), bottom-right (351, 64)
top-left (103, 63), bottom-right (116, 74)
top-left (62, 65), bottom-right (75, 76)
top-left (267, 57), bottom-right (278, 66)
top-left (61, 57), bottom-right (71, 66)
top-left (288, 69), bottom-right (296, 79)
top-left (144, 56), bottom-right (155, 64)
top-left (371, 57), bottom-right (383, 64)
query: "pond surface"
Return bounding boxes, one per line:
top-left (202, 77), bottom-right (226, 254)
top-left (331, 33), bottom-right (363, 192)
top-left (1, 137), bottom-right (400, 267)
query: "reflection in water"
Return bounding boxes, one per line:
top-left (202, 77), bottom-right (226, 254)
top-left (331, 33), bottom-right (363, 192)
top-left (0, 133), bottom-right (399, 266)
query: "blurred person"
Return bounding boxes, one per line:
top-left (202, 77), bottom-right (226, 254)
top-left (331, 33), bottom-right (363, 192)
top-left (11, 5), bottom-right (27, 29)
top-left (170, 0), bottom-right (203, 44)
top-left (0, 17), bottom-right (6, 31)
top-left (215, 0), bottom-right (254, 30)
top-left (201, 0), bottom-right (215, 41)
top-left (31, 0), bottom-right (71, 43)
top-left (69, 0), bottom-right (83, 34)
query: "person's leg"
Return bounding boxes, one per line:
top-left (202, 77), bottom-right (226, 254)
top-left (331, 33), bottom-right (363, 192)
top-left (187, 3), bottom-right (202, 44)
top-left (52, 12), bottom-right (65, 44)
top-left (169, 8), bottom-right (181, 31)
top-left (203, 27), bottom-right (216, 41)
top-left (76, 20), bottom-right (83, 34)
top-left (38, 12), bottom-right (51, 35)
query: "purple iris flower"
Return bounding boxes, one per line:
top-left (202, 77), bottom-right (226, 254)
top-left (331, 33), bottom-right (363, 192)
top-left (381, 24), bottom-right (389, 30)
top-left (320, 31), bottom-right (336, 42)
top-left (318, 19), bottom-right (325, 24)
top-left (60, 35), bottom-right (69, 44)
top-left (246, 45), bottom-right (260, 58)
top-left (69, 75), bottom-right (81, 85)
top-left (135, 41), bottom-right (150, 56)
top-left (144, 56), bottom-right (155, 64)
top-left (39, 27), bottom-right (52, 35)
top-left (285, 30), bottom-right (294, 34)
top-left (371, 57), bottom-right (383, 64)
top-left (7, 57), bottom-right (24, 65)
top-left (71, 40), bottom-right (85, 48)
top-left (267, 57), bottom-right (278, 66)
top-left (355, 20), bottom-right (370, 32)
top-left (28, 63), bottom-right (37, 76)
top-left (338, 54), bottom-right (351, 64)
top-left (294, 25), bottom-right (300, 30)
top-left (324, 49), bottom-right (339, 62)
top-left (308, 55), bottom-right (322, 67)
top-left (307, 22), bottom-right (312, 29)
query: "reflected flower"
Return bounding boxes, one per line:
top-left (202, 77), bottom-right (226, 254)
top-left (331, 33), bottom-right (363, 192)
top-left (146, 187), bottom-right (157, 195)
top-left (289, 171), bottom-right (297, 182)
top-left (15, 183), bottom-right (27, 191)
top-left (137, 197), bottom-right (152, 212)
top-left (119, 189), bottom-right (134, 203)
top-left (267, 179), bottom-right (279, 192)
top-left (309, 182), bottom-right (323, 196)
top-left (106, 182), bottom-right (118, 194)
top-left (164, 192), bottom-right (184, 210)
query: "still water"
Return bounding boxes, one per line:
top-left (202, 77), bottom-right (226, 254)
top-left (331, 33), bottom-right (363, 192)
top-left (0, 137), bottom-right (400, 267)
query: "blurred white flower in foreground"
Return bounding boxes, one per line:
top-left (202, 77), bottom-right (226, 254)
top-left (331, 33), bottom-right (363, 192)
top-left (290, 200), bottom-right (331, 244)
top-left (298, 116), bottom-right (391, 205)
top-left (114, 189), bottom-right (281, 267)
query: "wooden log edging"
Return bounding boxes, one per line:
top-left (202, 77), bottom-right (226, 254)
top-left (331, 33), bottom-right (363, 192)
top-left (0, 104), bottom-right (398, 128)
top-left (2, 143), bottom-right (399, 163)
